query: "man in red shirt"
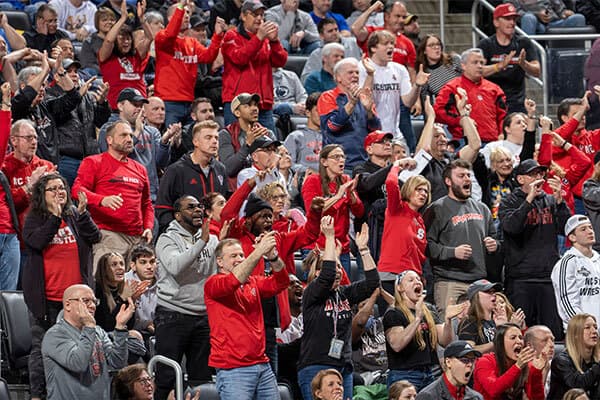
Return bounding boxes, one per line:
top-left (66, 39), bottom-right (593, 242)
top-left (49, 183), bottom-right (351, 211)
top-left (72, 120), bottom-right (154, 270)
top-left (434, 48), bottom-right (507, 144)
top-left (205, 233), bottom-right (288, 400)
top-left (2, 119), bottom-right (55, 247)
top-left (154, 0), bottom-right (226, 127)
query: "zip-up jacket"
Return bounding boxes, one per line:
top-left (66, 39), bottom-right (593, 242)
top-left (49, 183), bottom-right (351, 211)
top-left (548, 349), bottom-right (600, 400)
top-left (583, 178), bottom-right (600, 252)
top-left (155, 153), bottom-right (227, 234)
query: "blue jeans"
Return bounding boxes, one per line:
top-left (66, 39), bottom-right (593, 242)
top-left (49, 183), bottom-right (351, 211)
top-left (273, 102), bottom-right (294, 117)
top-left (297, 364), bottom-right (353, 400)
top-left (164, 101), bottom-right (192, 128)
top-left (223, 102), bottom-right (277, 134)
top-left (58, 155), bottom-right (81, 187)
top-left (520, 12), bottom-right (586, 35)
top-left (339, 252), bottom-right (351, 281)
top-left (216, 363), bottom-right (278, 400)
top-left (400, 101), bottom-right (416, 153)
top-left (0, 234), bottom-right (19, 290)
top-left (388, 367), bottom-right (433, 392)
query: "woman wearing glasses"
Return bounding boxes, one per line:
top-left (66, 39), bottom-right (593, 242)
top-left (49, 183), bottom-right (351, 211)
top-left (301, 144), bottom-right (364, 276)
top-left (112, 363), bottom-right (200, 400)
top-left (473, 323), bottom-right (550, 400)
top-left (22, 172), bottom-right (101, 400)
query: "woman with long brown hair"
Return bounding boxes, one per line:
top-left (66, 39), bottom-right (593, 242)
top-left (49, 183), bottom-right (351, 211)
top-left (384, 270), bottom-right (466, 390)
top-left (474, 323), bottom-right (549, 400)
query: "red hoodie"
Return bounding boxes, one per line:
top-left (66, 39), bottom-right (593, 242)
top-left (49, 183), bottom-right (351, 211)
top-left (554, 117), bottom-right (600, 197)
top-left (154, 7), bottom-right (223, 102)
top-left (538, 133), bottom-right (592, 213)
top-left (434, 75), bottom-right (507, 142)
top-left (0, 110), bottom-right (14, 234)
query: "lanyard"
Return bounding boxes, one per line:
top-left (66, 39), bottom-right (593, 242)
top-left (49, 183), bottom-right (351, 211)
top-left (332, 291), bottom-right (340, 339)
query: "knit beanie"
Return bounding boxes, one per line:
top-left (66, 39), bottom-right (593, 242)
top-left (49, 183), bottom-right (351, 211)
top-left (244, 193), bottom-right (273, 217)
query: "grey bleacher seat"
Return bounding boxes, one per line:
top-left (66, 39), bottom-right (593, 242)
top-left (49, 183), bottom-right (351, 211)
top-left (4, 11), bottom-right (31, 32)
top-left (412, 118), bottom-right (425, 145)
top-left (0, 291), bottom-right (31, 382)
top-left (285, 55), bottom-right (309, 79)
top-left (0, 378), bottom-right (9, 400)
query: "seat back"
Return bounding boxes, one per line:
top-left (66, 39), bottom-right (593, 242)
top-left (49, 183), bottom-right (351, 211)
top-left (190, 382), bottom-right (293, 400)
top-left (284, 56), bottom-right (309, 79)
top-left (0, 378), bottom-right (10, 400)
top-left (3, 11), bottom-right (31, 32)
top-left (0, 291), bottom-right (32, 369)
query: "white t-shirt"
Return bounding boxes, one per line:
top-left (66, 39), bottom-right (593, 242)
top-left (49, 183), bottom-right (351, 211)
top-left (480, 140), bottom-right (523, 168)
top-left (358, 61), bottom-right (411, 139)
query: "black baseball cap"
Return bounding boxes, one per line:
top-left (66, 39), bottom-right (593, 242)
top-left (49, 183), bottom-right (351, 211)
top-left (241, 0), bottom-right (266, 13)
top-left (117, 88), bottom-right (148, 104)
top-left (248, 136), bottom-right (281, 154)
top-left (467, 279), bottom-right (502, 301)
top-left (514, 159), bottom-right (547, 176)
top-left (444, 340), bottom-right (482, 358)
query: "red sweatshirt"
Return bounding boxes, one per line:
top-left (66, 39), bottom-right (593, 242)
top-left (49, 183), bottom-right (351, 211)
top-left (357, 26), bottom-right (416, 68)
top-left (377, 166), bottom-right (427, 275)
top-left (554, 117), bottom-right (600, 197)
top-left (154, 7), bottom-right (223, 102)
top-left (0, 110), bottom-right (13, 234)
top-left (538, 133), bottom-right (592, 213)
top-left (434, 75), bottom-right (507, 142)
top-left (221, 25), bottom-right (288, 109)
top-left (220, 179), bottom-right (322, 329)
top-left (301, 173), bottom-right (364, 254)
top-left (205, 270), bottom-right (289, 369)
top-left (72, 152), bottom-right (154, 236)
top-left (2, 153), bottom-right (54, 234)
top-left (473, 353), bottom-right (544, 400)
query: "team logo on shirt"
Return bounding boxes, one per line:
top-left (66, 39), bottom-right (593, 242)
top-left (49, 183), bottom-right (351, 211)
top-left (416, 227), bottom-right (425, 240)
top-left (218, 175), bottom-right (224, 185)
top-left (577, 266), bottom-right (591, 277)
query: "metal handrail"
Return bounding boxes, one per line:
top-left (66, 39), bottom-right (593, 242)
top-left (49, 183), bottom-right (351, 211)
top-left (148, 355), bottom-right (184, 400)
top-left (470, 0), bottom-right (600, 116)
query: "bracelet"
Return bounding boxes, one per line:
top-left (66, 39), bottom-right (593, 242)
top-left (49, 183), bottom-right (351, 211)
top-left (493, 63), bottom-right (500, 73)
top-left (57, 71), bottom-right (66, 77)
top-left (460, 113), bottom-right (470, 118)
top-left (561, 141), bottom-right (568, 148)
top-left (359, 249), bottom-right (370, 256)
top-left (2, 102), bottom-right (9, 107)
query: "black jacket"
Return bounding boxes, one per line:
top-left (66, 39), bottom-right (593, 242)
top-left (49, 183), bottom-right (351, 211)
top-left (22, 207), bottom-right (101, 320)
top-left (155, 153), bottom-right (228, 234)
top-left (416, 375), bottom-right (483, 400)
top-left (46, 84), bottom-right (110, 160)
top-left (548, 349), bottom-right (600, 400)
top-left (498, 187), bottom-right (571, 280)
top-left (12, 85), bottom-right (82, 164)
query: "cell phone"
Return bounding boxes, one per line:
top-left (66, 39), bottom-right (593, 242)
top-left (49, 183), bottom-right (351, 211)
top-left (422, 289), bottom-right (427, 297)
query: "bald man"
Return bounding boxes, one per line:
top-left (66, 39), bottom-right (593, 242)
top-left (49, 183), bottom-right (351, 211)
top-left (41, 284), bottom-right (133, 400)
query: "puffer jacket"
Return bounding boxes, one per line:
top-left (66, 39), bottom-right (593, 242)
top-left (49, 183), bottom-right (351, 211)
top-left (417, 375), bottom-right (483, 400)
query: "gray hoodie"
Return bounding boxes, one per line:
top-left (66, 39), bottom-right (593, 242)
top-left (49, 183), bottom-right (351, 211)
top-left (155, 219), bottom-right (218, 315)
top-left (42, 310), bottom-right (128, 400)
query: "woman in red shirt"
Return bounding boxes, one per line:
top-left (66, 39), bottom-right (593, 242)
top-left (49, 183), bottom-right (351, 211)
top-left (98, 0), bottom-right (152, 109)
top-left (378, 159), bottom-right (430, 297)
top-left (200, 192), bottom-right (227, 236)
top-left (301, 144), bottom-right (364, 277)
top-left (473, 323), bottom-right (549, 400)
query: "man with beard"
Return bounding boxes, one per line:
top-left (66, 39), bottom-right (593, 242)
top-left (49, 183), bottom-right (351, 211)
top-left (218, 180), bottom-right (324, 375)
top-left (417, 341), bottom-right (483, 400)
top-left (156, 120), bottom-right (227, 234)
top-left (423, 159), bottom-right (498, 317)
top-left (99, 88), bottom-right (175, 203)
top-left (154, 195), bottom-right (219, 399)
top-left (72, 120), bottom-right (154, 269)
top-left (498, 159), bottom-right (570, 339)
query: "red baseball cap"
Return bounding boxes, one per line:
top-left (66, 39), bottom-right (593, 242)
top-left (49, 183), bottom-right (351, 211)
top-left (493, 3), bottom-right (518, 19)
top-left (364, 131), bottom-right (393, 149)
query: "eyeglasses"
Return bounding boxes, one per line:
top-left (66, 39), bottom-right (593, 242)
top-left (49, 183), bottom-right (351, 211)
top-left (526, 170), bottom-right (546, 178)
top-left (457, 357), bottom-right (476, 365)
top-left (68, 297), bottom-right (100, 306)
top-left (374, 139), bottom-right (392, 145)
top-left (327, 154), bottom-right (346, 161)
top-left (45, 185), bottom-right (66, 193)
top-left (182, 203), bottom-right (205, 211)
top-left (13, 135), bottom-right (38, 142)
top-left (427, 43), bottom-right (442, 49)
top-left (135, 377), bottom-right (154, 386)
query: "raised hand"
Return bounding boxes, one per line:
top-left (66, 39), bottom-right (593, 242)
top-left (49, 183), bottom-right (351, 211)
top-left (214, 16), bottom-right (227, 35)
top-left (219, 219), bottom-right (233, 240)
top-left (320, 215), bottom-right (335, 237)
top-left (310, 196), bottom-right (325, 214)
top-left (79, 76), bottom-right (95, 97)
top-left (78, 300), bottom-right (96, 328)
top-left (115, 297), bottom-right (136, 327)
top-left (524, 98), bottom-right (536, 117)
top-left (516, 346), bottom-right (535, 369)
top-left (254, 230), bottom-right (277, 257)
top-left (455, 87), bottom-right (469, 116)
top-left (355, 222), bottom-right (369, 250)
top-left (423, 95), bottom-right (434, 119)
top-left (394, 157), bottom-right (417, 170)
top-left (509, 308), bottom-right (526, 329)
top-left (77, 191), bottom-right (88, 214)
top-left (547, 175), bottom-right (563, 203)
top-left (594, 85), bottom-right (600, 98)
top-left (136, 0), bottom-right (146, 19)
top-left (359, 87), bottom-right (374, 111)
top-left (362, 57), bottom-right (376, 75)
top-left (415, 64), bottom-right (430, 87)
top-left (445, 301), bottom-right (468, 320)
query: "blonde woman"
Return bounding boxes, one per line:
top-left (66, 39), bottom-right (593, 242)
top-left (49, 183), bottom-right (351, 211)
top-left (383, 270), bottom-right (466, 390)
top-left (549, 314), bottom-right (600, 399)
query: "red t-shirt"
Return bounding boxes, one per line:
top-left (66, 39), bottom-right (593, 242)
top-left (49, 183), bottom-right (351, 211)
top-left (99, 53), bottom-right (149, 110)
top-left (0, 110), bottom-right (14, 234)
top-left (43, 221), bottom-right (82, 301)
top-left (358, 26), bottom-right (416, 68)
